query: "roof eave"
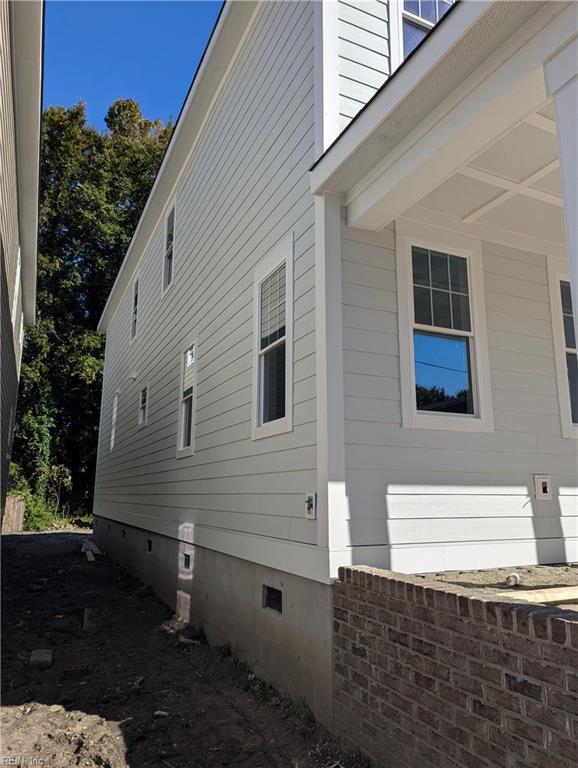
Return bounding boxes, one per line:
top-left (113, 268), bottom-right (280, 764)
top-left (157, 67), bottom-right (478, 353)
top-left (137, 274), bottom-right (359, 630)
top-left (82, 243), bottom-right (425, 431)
top-left (11, 0), bottom-right (44, 326)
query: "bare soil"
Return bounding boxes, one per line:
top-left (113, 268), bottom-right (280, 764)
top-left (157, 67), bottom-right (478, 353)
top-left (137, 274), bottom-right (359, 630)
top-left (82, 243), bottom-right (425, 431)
top-left (1, 532), bottom-right (363, 768)
top-left (423, 563), bottom-right (578, 591)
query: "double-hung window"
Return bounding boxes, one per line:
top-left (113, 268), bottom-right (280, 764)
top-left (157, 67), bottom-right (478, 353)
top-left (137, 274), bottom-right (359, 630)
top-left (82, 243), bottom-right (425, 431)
top-left (253, 235), bottom-right (293, 439)
top-left (163, 206), bottom-right (175, 291)
top-left (138, 385), bottom-right (148, 426)
top-left (178, 344), bottom-right (196, 454)
top-left (397, 222), bottom-right (493, 432)
top-left (392, 0), bottom-right (454, 67)
top-left (560, 281), bottom-right (577, 425)
top-left (131, 278), bottom-right (139, 340)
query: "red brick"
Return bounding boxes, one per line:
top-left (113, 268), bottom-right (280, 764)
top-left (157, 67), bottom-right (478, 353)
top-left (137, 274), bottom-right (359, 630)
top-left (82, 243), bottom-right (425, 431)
top-left (550, 618), bottom-right (569, 645)
top-left (455, 710), bottom-right (488, 738)
top-left (526, 743), bottom-right (572, 768)
top-left (547, 688), bottom-right (578, 717)
top-left (500, 605), bottom-right (515, 631)
top-left (410, 636), bottom-right (437, 659)
top-left (530, 611), bottom-right (551, 641)
top-left (439, 682), bottom-right (468, 710)
top-left (458, 596), bottom-right (472, 618)
top-left (505, 714), bottom-right (546, 746)
top-left (452, 634), bottom-right (482, 658)
top-left (522, 657), bottom-right (565, 687)
top-left (486, 684), bottom-right (523, 713)
top-left (472, 735), bottom-right (509, 768)
top-left (488, 723), bottom-right (527, 759)
top-left (547, 732), bottom-right (578, 764)
top-left (439, 647), bottom-right (468, 672)
top-left (452, 671), bottom-right (483, 698)
top-left (514, 607), bottom-right (531, 636)
top-left (505, 674), bottom-right (544, 702)
top-left (469, 659), bottom-right (503, 686)
top-left (525, 700), bottom-right (571, 735)
top-left (482, 642), bottom-right (521, 673)
top-left (471, 697), bottom-right (502, 725)
top-left (541, 642), bottom-right (578, 669)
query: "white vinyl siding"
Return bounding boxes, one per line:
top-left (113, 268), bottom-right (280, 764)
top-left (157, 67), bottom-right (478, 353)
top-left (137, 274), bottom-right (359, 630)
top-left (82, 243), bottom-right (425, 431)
top-left (93, 1), bottom-right (318, 570)
top-left (337, 0), bottom-right (390, 130)
top-left (339, 219), bottom-right (578, 571)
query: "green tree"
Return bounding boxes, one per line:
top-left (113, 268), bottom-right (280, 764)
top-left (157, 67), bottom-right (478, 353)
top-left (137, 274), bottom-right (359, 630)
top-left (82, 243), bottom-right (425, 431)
top-left (12, 99), bottom-right (172, 515)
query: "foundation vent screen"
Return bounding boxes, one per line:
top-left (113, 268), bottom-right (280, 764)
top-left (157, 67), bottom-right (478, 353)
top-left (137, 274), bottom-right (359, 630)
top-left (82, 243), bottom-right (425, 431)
top-left (263, 585), bottom-right (282, 614)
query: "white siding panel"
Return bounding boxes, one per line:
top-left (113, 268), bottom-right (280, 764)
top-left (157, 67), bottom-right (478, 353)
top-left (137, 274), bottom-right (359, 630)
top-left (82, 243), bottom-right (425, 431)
top-left (340, 221), bottom-right (578, 571)
top-left (337, 0), bottom-right (390, 127)
top-left (94, 2), bottom-right (319, 568)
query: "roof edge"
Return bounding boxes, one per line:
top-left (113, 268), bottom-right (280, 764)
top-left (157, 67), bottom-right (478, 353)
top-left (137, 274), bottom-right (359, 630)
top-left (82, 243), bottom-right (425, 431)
top-left (11, 0), bottom-right (44, 326)
top-left (98, 0), bottom-right (260, 333)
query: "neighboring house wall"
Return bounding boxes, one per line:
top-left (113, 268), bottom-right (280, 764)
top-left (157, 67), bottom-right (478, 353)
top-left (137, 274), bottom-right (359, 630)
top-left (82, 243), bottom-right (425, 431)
top-left (0, 3), bottom-right (22, 512)
top-left (340, 217), bottom-right (578, 572)
top-left (94, 1), bottom-right (319, 581)
top-left (337, 0), bottom-right (390, 130)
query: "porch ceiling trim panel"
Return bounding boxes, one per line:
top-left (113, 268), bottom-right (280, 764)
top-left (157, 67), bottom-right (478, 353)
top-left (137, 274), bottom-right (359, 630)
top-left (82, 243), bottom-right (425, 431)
top-left (310, 1), bottom-right (574, 232)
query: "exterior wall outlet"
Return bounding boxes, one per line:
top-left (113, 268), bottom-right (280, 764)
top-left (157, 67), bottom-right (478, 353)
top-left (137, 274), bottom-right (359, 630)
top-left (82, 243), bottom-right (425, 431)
top-left (534, 474), bottom-right (552, 501)
top-left (305, 492), bottom-right (317, 519)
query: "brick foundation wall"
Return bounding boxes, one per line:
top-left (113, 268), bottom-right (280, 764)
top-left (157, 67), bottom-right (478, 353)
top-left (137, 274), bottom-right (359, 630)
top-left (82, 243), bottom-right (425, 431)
top-left (333, 566), bottom-right (578, 768)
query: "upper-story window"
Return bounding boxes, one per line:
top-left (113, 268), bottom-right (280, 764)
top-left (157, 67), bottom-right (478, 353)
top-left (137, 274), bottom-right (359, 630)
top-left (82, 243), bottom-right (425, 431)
top-left (131, 278), bottom-right (139, 340)
top-left (178, 343), bottom-right (197, 455)
top-left (560, 281), bottom-right (577, 424)
top-left (402, 0), bottom-right (454, 57)
top-left (138, 385), bottom-right (148, 426)
top-left (163, 206), bottom-right (175, 291)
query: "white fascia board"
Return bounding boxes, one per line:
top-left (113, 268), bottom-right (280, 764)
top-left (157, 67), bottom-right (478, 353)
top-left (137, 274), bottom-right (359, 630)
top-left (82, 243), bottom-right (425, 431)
top-left (347, 2), bottom-right (576, 230)
top-left (309, 0), bottom-right (496, 194)
top-left (11, 0), bottom-right (44, 326)
top-left (98, 1), bottom-right (260, 333)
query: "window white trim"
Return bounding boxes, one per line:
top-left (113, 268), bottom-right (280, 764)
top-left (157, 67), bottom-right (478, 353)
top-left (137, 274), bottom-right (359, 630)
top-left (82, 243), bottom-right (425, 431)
top-left (547, 255), bottom-right (578, 440)
top-left (137, 381), bottom-right (149, 428)
top-left (130, 276), bottom-right (139, 342)
top-left (161, 200), bottom-right (176, 296)
top-left (396, 219), bottom-right (494, 432)
top-left (176, 336), bottom-right (198, 458)
top-left (252, 233), bottom-right (294, 440)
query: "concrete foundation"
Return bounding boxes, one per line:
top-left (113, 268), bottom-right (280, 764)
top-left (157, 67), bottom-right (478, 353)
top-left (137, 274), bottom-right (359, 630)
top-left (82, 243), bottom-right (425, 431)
top-left (93, 515), bottom-right (333, 725)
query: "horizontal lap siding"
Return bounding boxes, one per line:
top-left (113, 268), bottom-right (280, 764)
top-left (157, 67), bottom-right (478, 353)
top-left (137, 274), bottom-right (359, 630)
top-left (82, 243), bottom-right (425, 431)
top-left (341, 221), bottom-right (578, 571)
top-left (94, 2), bottom-right (318, 553)
top-left (338, 0), bottom-right (390, 130)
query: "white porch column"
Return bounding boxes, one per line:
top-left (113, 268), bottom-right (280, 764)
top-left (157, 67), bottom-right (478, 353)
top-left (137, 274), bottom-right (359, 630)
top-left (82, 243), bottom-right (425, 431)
top-left (544, 34), bottom-right (578, 331)
top-left (314, 192), bottom-right (351, 573)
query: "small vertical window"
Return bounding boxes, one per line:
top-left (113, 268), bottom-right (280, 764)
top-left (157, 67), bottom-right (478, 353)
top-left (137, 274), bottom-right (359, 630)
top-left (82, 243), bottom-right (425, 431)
top-left (402, 0), bottom-right (454, 58)
top-left (258, 264), bottom-right (286, 425)
top-left (131, 279), bottom-right (139, 340)
top-left (110, 393), bottom-right (119, 451)
top-left (179, 344), bottom-right (196, 452)
top-left (412, 246), bottom-right (475, 415)
top-left (11, 248), bottom-right (21, 326)
top-left (164, 207), bottom-right (175, 290)
top-left (560, 281), bottom-right (577, 424)
top-left (138, 385), bottom-right (148, 426)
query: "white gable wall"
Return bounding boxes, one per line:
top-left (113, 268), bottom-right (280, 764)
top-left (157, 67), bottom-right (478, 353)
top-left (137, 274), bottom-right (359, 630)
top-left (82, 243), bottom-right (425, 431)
top-left (340, 217), bottom-right (578, 573)
top-left (93, 1), bottom-right (323, 581)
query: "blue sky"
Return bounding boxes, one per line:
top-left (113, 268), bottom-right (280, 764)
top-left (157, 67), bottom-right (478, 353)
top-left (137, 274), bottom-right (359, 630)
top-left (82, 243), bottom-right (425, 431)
top-left (44, 1), bottom-right (223, 130)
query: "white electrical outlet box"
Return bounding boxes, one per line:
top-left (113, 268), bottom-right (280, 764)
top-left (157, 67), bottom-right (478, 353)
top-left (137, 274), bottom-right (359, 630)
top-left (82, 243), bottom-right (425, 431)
top-left (305, 492), bottom-right (317, 519)
top-left (534, 474), bottom-right (552, 501)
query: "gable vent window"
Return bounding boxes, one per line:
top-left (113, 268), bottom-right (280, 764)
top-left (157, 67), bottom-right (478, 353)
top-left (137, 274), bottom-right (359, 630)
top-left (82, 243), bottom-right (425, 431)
top-left (138, 385), bottom-right (148, 426)
top-left (163, 206), bottom-right (175, 290)
top-left (402, 0), bottom-right (454, 58)
top-left (560, 281), bottom-right (577, 424)
top-left (131, 278), bottom-right (139, 340)
top-left (178, 344), bottom-right (196, 453)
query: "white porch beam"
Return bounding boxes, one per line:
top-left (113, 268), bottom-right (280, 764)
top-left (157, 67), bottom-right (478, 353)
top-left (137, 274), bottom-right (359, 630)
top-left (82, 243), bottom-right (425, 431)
top-left (544, 33), bottom-right (578, 339)
top-left (346, 2), bottom-right (577, 231)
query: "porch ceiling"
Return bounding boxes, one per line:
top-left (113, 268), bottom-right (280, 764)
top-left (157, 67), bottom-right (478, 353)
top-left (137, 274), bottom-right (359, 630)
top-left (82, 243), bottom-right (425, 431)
top-left (412, 101), bottom-right (565, 247)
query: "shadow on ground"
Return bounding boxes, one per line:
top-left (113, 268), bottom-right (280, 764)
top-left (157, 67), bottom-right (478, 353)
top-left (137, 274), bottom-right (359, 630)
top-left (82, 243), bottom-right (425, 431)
top-left (1, 532), bottom-right (361, 768)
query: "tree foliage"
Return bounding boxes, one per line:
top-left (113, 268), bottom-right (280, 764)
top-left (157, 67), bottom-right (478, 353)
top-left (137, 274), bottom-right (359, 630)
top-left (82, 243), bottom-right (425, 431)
top-left (12, 99), bottom-right (172, 514)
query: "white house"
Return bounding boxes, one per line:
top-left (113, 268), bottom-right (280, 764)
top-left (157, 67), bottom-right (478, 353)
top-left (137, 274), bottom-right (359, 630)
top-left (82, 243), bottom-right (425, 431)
top-left (0, 0), bottom-right (43, 514)
top-left (93, 0), bottom-right (578, 720)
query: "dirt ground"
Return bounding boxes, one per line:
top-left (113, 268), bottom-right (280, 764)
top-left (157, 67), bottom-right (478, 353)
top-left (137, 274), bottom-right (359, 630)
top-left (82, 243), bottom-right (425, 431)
top-left (1, 532), bottom-right (364, 768)
top-left (424, 563), bottom-right (578, 589)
